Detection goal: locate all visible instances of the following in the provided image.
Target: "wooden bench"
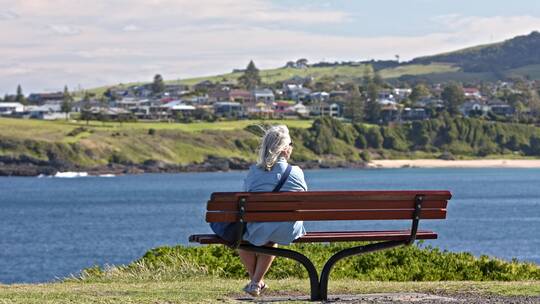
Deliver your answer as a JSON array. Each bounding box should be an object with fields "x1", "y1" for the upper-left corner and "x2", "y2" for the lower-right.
[{"x1": 189, "y1": 190, "x2": 452, "y2": 301}]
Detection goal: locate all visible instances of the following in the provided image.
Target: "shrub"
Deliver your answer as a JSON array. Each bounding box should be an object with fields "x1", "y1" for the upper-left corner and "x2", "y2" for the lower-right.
[{"x1": 77, "y1": 243, "x2": 540, "y2": 282}]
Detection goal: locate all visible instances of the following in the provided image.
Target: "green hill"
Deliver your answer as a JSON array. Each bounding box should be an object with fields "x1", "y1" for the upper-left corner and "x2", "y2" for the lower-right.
[
  {"x1": 82, "y1": 31, "x2": 540, "y2": 96},
  {"x1": 2, "y1": 116, "x2": 540, "y2": 176},
  {"x1": 410, "y1": 31, "x2": 540, "y2": 73}
]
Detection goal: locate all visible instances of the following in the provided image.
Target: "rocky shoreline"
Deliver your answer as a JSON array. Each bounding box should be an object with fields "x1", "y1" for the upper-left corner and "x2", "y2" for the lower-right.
[{"x1": 0, "y1": 155, "x2": 369, "y2": 177}]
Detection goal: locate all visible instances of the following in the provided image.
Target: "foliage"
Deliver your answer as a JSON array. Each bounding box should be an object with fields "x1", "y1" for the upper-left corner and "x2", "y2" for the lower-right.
[
  {"x1": 15, "y1": 84, "x2": 26, "y2": 105},
  {"x1": 238, "y1": 60, "x2": 262, "y2": 90},
  {"x1": 152, "y1": 74, "x2": 165, "y2": 94},
  {"x1": 412, "y1": 31, "x2": 540, "y2": 73},
  {"x1": 409, "y1": 83, "x2": 430, "y2": 101},
  {"x1": 441, "y1": 82, "x2": 465, "y2": 115},
  {"x1": 343, "y1": 85, "x2": 364, "y2": 123},
  {"x1": 79, "y1": 243, "x2": 540, "y2": 282}
]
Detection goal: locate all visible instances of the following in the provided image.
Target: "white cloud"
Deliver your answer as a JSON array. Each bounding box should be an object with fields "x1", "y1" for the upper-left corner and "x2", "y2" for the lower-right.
[
  {"x1": 76, "y1": 48, "x2": 145, "y2": 59},
  {"x1": 48, "y1": 24, "x2": 81, "y2": 35},
  {"x1": 0, "y1": 1, "x2": 540, "y2": 94},
  {"x1": 0, "y1": 10, "x2": 19, "y2": 20},
  {"x1": 122, "y1": 24, "x2": 140, "y2": 32}
]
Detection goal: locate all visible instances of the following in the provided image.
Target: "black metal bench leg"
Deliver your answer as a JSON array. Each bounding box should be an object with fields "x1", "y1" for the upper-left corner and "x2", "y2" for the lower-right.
[
  {"x1": 319, "y1": 240, "x2": 406, "y2": 301},
  {"x1": 239, "y1": 244, "x2": 321, "y2": 301}
]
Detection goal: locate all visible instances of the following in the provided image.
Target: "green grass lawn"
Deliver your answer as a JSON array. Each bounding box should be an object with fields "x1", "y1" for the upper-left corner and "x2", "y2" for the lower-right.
[
  {"x1": 0, "y1": 279, "x2": 538, "y2": 303},
  {"x1": 0, "y1": 117, "x2": 313, "y2": 140}
]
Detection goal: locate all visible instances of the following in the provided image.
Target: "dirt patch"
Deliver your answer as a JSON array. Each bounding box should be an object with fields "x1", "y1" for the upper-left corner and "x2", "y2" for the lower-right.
[{"x1": 234, "y1": 292, "x2": 540, "y2": 303}]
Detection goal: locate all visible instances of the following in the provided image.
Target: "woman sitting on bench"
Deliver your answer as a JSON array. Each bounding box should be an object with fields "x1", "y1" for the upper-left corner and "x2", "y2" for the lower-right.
[{"x1": 239, "y1": 125, "x2": 308, "y2": 296}]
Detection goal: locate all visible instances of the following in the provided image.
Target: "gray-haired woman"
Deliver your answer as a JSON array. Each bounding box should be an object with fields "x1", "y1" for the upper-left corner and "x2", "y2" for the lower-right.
[{"x1": 239, "y1": 125, "x2": 308, "y2": 296}]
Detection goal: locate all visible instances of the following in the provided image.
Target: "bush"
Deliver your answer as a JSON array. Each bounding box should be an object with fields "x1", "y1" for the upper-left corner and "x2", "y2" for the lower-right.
[
  {"x1": 360, "y1": 150, "x2": 371, "y2": 162},
  {"x1": 78, "y1": 243, "x2": 540, "y2": 282}
]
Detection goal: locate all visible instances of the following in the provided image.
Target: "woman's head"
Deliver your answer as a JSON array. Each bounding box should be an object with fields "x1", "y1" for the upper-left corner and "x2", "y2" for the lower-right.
[{"x1": 257, "y1": 125, "x2": 293, "y2": 171}]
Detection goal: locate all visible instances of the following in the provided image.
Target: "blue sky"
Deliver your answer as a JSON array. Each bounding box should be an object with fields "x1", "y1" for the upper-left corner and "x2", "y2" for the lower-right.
[{"x1": 1, "y1": 0, "x2": 539, "y2": 95}]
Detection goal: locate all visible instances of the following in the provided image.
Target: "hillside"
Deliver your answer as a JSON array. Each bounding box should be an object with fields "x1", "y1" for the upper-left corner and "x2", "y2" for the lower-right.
[
  {"x1": 82, "y1": 31, "x2": 540, "y2": 96},
  {"x1": 410, "y1": 31, "x2": 540, "y2": 73},
  {"x1": 2, "y1": 117, "x2": 540, "y2": 176}
]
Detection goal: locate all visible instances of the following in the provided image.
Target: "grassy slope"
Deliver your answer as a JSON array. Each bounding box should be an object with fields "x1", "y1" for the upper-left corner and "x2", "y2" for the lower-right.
[
  {"x1": 0, "y1": 118, "x2": 314, "y2": 166},
  {"x1": 0, "y1": 280, "x2": 538, "y2": 303},
  {"x1": 83, "y1": 63, "x2": 459, "y2": 96}
]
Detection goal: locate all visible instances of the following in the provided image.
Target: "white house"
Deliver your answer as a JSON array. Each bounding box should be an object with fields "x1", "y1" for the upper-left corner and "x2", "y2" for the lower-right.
[
  {"x1": 0, "y1": 102, "x2": 24, "y2": 115},
  {"x1": 27, "y1": 104, "x2": 64, "y2": 120}
]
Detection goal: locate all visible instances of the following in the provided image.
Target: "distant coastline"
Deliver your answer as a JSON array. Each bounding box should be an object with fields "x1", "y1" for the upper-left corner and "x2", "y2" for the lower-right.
[
  {"x1": 3, "y1": 158, "x2": 540, "y2": 177},
  {"x1": 369, "y1": 159, "x2": 540, "y2": 169}
]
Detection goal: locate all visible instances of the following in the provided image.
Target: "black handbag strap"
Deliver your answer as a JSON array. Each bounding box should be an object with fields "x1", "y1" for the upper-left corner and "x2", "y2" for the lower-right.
[{"x1": 272, "y1": 164, "x2": 292, "y2": 192}]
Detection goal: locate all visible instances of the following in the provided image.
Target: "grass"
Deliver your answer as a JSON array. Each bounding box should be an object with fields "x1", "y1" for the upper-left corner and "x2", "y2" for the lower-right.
[
  {"x1": 0, "y1": 118, "x2": 313, "y2": 141},
  {"x1": 0, "y1": 279, "x2": 538, "y2": 303},
  {"x1": 82, "y1": 63, "x2": 460, "y2": 96},
  {"x1": 378, "y1": 63, "x2": 459, "y2": 79},
  {"x1": 0, "y1": 117, "x2": 316, "y2": 167}
]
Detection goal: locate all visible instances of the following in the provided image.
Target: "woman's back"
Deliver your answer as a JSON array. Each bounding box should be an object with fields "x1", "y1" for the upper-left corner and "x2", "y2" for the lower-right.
[{"x1": 242, "y1": 158, "x2": 308, "y2": 246}]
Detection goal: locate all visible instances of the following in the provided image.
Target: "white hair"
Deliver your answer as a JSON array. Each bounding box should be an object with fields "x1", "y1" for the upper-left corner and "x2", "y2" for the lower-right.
[{"x1": 257, "y1": 125, "x2": 291, "y2": 171}]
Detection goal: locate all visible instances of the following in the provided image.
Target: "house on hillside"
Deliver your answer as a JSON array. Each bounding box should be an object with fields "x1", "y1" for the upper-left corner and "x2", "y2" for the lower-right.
[
  {"x1": 283, "y1": 84, "x2": 311, "y2": 102},
  {"x1": 0, "y1": 102, "x2": 24, "y2": 115},
  {"x1": 193, "y1": 80, "x2": 215, "y2": 91},
  {"x1": 291, "y1": 103, "x2": 309, "y2": 117},
  {"x1": 27, "y1": 92, "x2": 64, "y2": 105},
  {"x1": 378, "y1": 89, "x2": 395, "y2": 101},
  {"x1": 488, "y1": 99, "x2": 514, "y2": 116},
  {"x1": 309, "y1": 102, "x2": 340, "y2": 117},
  {"x1": 208, "y1": 87, "x2": 230, "y2": 103},
  {"x1": 214, "y1": 102, "x2": 244, "y2": 118},
  {"x1": 309, "y1": 91, "x2": 330, "y2": 103},
  {"x1": 161, "y1": 100, "x2": 196, "y2": 117},
  {"x1": 401, "y1": 108, "x2": 428, "y2": 120},
  {"x1": 252, "y1": 89, "x2": 275, "y2": 104},
  {"x1": 27, "y1": 104, "x2": 64, "y2": 120},
  {"x1": 329, "y1": 90, "x2": 348, "y2": 103},
  {"x1": 460, "y1": 100, "x2": 487, "y2": 116},
  {"x1": 229, "y1": 89, "x2": 252, "y2": 103},
  {"x1": 273, "y1": 101, "x2": 296, "y2": 118},
  {"x1": 245, "y1": 102, "x2": 273, "y2": 119},
  {"x1": 393, "y1": 88, "x2": 412, "y2": 101},
  {"x1": 463, "y1": 87, "x2": 482, "y2": 99}
]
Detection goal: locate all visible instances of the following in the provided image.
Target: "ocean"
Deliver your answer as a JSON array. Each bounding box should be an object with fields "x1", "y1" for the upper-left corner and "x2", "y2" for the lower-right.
[{"x1": 0, "y1": 168, "x2": 539, "y2": 284}]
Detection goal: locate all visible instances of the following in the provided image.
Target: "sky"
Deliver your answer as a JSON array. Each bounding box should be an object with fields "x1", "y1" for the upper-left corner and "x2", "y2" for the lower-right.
[{"x1": 1, "y1": 0, "x2": 540, "y2": 95}]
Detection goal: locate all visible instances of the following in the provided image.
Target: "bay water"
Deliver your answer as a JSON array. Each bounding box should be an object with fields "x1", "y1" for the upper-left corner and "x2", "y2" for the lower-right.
[{"x1": 0, "y1": 168, "x2": 539, "y2": 284}]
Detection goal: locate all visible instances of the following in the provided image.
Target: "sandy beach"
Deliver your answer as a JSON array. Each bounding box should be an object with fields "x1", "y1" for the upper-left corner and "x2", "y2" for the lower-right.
[{"x1": 368, "y1": 159, "x2": 540, "y2": 169}]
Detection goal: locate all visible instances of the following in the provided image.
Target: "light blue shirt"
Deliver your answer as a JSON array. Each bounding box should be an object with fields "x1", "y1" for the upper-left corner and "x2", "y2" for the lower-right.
[{"x1": 242, "y1": 158, "x2": 307, "y2": 246}]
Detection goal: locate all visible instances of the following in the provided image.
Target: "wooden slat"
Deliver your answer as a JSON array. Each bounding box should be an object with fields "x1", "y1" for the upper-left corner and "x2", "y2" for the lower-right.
[
  {"x1": 188, "y1": 230, "x2": 438, "y2": 244},
  {"x1": 206, "y1": 209, "x2": 446, "y2": 222},
  {"x1": 208, "y1": 200, "x2": 447, "y2": 211},
  {"x1": 210, "y1": 190, "x2": 452, "y2": 203}
]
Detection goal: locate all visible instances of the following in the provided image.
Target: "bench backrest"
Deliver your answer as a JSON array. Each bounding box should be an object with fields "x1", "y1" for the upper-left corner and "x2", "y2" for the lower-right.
[{"x1": 206, "y1": 190, "x2": 452, "y2": 223}]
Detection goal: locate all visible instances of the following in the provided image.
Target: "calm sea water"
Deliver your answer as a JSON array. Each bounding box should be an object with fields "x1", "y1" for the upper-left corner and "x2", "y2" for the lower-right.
[{"x1": 0, "y1": 168, "x2": 539, "y2": 284}]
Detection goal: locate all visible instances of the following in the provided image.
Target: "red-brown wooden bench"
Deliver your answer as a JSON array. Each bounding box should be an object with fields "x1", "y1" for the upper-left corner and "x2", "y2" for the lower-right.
[{"x1": 189, "y1": 190, "x2": 452, "y2": 301}]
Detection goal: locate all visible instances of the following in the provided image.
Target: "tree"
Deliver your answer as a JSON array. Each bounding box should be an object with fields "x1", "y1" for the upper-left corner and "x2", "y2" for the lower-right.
[
  {"x1": 362, "y1": 65, "x2": 374, "y2": 87},
  {"x1": 238, "y1": 60, "x2": 261, "y2": 90},
  {"x1": 15, "y1": 85, "x2": 26, "y2": 105},
  {"x1": 409, "y1": 83, "x2": 430, "y2": 102},
  {"x1": 364, "y1": 82, "x2": 381, "y2": 123},
  {"x1": 528, "y1": 89, "x2": 540, "y2": 121},
  {"x1": 441, "y1": 82, "x2": 465, "y2": 115},
  {"x1": 366, "y1": 127, "x2": 383, "y2": 149},
  {"x1": 373, "y1": 71, "x2": 384, "y2": 87},
  {"x1": 344, "y1": 85, "x2": 364, "y2": 123},
  {"x1": 152, "y1": 74, "x2": 165, "y2": 94},
  {"x1": 61, "y1": 85, "x2": 73, "y2": 120}
]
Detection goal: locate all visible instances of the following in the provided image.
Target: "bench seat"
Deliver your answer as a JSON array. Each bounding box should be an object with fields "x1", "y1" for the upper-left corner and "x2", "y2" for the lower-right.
[
  {"x1": 190, "y1": 190, "x2": 451, "y2": 301},
  {"x1": 189, "y1": 229, "x2": 437, "y2": 244}
]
